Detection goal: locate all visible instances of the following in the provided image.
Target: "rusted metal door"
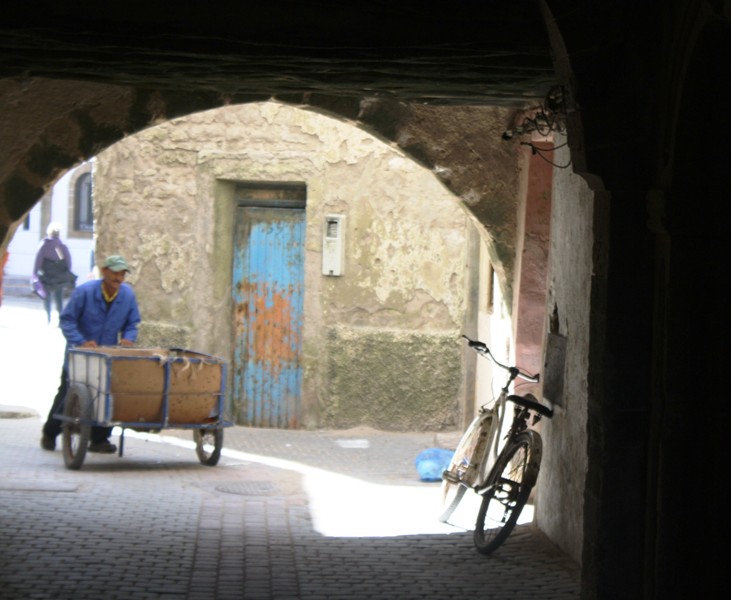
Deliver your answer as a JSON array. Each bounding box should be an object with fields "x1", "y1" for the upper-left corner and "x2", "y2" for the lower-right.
[{"x1": 232, "y1": 206, "x2": 305, "y2": 427}]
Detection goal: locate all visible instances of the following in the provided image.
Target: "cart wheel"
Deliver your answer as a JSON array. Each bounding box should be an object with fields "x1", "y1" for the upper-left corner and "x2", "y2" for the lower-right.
[
  {"x1": 62, "y1": 383, "x2": 93, "y2": 470},
  {"x1": 194, "y1": 428, "x2": 223, "y2": 466}
]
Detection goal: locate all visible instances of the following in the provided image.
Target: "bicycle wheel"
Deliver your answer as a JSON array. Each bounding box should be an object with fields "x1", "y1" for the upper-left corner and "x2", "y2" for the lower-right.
[
  {"x1": 61, "y1": 383, "x2": 93, "y2": 470},
  {"x1": 473, "y1": 430, "x2": 542, "y2": 554},
  {"x1": 194, "y1": 428, "x2": 223, "y2": 466},
  {"x1": 438, "y1": 410, "x2": 495, "y2": 523}
]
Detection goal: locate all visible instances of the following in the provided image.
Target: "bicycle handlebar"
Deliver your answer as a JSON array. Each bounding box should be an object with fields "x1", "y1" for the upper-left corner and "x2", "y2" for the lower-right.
[{"x1": 462, "y1": 335, "x2": 540, "y2": 383}]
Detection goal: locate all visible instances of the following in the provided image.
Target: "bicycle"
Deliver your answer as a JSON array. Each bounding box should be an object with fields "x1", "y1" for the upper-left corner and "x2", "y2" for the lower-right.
[{"x1": 439, "y1": 335, "x2": 554, "y2": 554}]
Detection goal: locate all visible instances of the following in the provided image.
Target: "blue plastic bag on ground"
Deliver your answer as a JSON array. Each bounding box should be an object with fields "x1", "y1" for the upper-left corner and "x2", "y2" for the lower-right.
[{"x1": 415, "y1": 448, "x2": 454, "y2": 482}]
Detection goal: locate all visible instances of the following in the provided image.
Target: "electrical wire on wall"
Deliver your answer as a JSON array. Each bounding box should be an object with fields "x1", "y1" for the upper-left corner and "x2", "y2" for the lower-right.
[
  {"x1": 501, "y1": 85, "x2": 574, "y2": 169},
  {"x1": 521, "y1": 140, "x2": 572, "y2": 169}
]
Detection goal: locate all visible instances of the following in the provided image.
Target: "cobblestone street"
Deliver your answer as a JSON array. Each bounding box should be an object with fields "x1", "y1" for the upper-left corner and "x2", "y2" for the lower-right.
[{"x1": 0, "y1": 296, "x2": 580, "y2": 599}]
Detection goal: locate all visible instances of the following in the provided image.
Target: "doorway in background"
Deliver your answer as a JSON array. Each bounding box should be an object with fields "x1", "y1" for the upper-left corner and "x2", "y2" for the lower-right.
[{"x1": 231, "y1": 184, "x2": 306, "y2": 428}]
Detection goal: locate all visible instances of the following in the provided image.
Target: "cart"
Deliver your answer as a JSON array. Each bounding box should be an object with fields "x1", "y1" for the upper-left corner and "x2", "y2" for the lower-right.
[{"x1": 58, "y1": 346, "x2": 232, "y2": 470}]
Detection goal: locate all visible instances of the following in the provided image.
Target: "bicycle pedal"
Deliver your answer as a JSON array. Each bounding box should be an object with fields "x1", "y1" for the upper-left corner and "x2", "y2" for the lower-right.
[{"x1": 442, "y1": 470, "x2": 461, "y2": 484}]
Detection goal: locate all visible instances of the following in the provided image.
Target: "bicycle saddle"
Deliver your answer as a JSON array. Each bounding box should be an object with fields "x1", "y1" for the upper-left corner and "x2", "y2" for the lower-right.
[{"x1": 507, "y1": 393, "x2": 554, "y2": 418}]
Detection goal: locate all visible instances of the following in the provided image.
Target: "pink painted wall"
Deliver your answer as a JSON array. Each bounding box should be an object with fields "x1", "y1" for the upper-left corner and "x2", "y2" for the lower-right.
[{"x1": 515, "y1": 142, "x2": 552, "y2": 377}]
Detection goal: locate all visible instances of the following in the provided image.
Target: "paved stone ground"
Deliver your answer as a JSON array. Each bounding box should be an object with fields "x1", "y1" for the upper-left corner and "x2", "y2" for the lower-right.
[
  {"x1": 0, "y1": 417, "x2": 580, "y2": 600},
  {"x1": 0, "y1": 296, "x2": 580, "y2": 599}
]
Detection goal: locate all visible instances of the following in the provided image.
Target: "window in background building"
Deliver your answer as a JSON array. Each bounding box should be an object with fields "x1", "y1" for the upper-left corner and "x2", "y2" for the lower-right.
[{"x1": 74, "y1": 172, "x2": 93, "y2": 232}]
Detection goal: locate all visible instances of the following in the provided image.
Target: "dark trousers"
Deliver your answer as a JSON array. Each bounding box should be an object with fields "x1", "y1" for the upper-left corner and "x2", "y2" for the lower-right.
[
  {"x1": 43, "y1": 284, "x2": 64, "y2": 322},
  {"x1": 42, "y1": 368, "x2": 112, "y2": 443}
]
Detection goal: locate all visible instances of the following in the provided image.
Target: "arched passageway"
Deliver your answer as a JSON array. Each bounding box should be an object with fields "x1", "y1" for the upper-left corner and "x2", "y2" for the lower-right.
[
  {"x1": 2, "y1": 2, "x2": 730, "y2": 598},
  {"x1": 90, "y1": 101, "x2": 483, "y2": 432}
]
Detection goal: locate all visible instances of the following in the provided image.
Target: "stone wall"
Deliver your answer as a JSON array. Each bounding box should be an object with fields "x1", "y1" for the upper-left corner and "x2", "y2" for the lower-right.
[
  {"x1": 537, "y1": 139, "x2": 592, "y2": 563},
  {"x1": 324, "y1": 327, "x2": 463, "y2": 430},
  {"x1": 93, "y1": 102, "x2": 472, "y2": 429}
]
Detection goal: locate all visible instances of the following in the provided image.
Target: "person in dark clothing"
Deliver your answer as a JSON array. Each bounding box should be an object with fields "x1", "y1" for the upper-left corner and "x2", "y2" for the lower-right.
[
  {"x1": 33, "y1": 223, "x2": 73, "y2": 324},
  {"x1": 40, "y1": 254, "x2": 141, "y2": 453}
]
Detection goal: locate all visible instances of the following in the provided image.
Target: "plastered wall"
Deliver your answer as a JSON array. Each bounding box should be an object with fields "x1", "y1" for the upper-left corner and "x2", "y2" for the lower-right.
[
  {"x1": 93, "y1": 102, "x2": 472, "y2": 429},
  {"x1": 537, "y1": 140, "x2": 592, "y2": 563}
]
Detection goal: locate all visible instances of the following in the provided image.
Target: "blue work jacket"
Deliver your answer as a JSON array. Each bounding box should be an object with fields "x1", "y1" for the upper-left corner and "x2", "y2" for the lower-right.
[{"x1": 60, "y1": 279, "x2": 141, "y2": 365}]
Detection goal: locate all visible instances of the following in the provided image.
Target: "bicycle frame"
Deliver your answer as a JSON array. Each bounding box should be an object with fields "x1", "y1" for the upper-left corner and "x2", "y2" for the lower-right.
[
  {"x1": 475, "y1": 401, "x2": 542, "y2": 494},
  {"x1": 442, "y1": 337, "x2": 538, "y2": 490},
  {"x1": 440, "y1": 335, "x2": 554, "y2": 553},
  {"x1": 439, "y1": 336, "x2": 551, "y2": 530}
]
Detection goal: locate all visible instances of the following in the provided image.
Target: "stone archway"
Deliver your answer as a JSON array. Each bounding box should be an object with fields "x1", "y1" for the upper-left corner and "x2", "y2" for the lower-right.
[
  {"x1": 13, "y1": 4, "x2": 726, "y2": 598},
  {"x1": 90, "y1": 101, "x2": 485, "y2": 431},
  {"x1": 0, "y1": 2, "x2": 570, "y2": 563},
  {"x1": 0, "y1": 80, "x2": 528, "y2": 310}
]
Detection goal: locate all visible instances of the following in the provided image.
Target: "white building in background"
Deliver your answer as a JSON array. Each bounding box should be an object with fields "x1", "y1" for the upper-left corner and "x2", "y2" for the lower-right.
[{"x1": 6, "y1": 162, "x2": 95, "y2": 283}]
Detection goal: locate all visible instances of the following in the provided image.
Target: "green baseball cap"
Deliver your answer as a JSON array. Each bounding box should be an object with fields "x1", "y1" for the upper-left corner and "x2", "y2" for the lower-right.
[{"x1": 103, "y1": 255, "x2": 131, "y2": 272}]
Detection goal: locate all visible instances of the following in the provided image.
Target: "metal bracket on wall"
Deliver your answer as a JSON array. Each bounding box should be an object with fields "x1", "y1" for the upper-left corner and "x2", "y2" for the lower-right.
[{"x1": 543, "y1": 332, "x2": 567, "y2": 406}]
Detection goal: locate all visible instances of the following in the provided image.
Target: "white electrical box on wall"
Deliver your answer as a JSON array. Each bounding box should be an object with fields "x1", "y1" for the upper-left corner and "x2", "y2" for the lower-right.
[{"x1": 322, "y1": 214, "x2": 345, "y2": 276}]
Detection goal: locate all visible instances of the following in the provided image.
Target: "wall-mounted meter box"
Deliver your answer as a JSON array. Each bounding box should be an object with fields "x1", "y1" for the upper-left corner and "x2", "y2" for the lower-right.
[{"x1": 322, "y1": 214, "x2": 345, "y2": 276}]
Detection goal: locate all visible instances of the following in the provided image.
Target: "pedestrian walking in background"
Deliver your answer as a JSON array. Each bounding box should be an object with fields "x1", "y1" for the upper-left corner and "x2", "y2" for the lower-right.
[
  {"x1": 40, "y1": 254, "x2": 141, "y2": 453},
  {"x1": 33, "y1": 223, "x2": 74, "y2": 324}
]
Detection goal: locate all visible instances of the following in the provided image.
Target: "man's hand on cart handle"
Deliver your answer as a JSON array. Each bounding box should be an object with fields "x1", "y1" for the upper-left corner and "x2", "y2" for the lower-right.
[{"x1": 78, "y1": 339, "x2": 134, "y2": 348}]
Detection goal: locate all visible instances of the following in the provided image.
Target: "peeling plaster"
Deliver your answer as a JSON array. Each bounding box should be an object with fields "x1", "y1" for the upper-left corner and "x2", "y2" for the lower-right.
[{"x1": 93, "y1": 102, "x2": 472, "y2": 429}]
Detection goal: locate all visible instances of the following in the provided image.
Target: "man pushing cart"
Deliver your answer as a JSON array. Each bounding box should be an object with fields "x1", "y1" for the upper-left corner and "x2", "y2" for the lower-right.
[
  {"x1": 41, "y1": 254, "x2": 140, "y2": 454},
  {"x1": 40, "y1": 253, "x2": 230, "y2": 470}
]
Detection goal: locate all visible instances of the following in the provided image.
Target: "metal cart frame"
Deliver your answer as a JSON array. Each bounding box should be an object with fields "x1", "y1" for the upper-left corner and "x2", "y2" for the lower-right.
[{"x1": 57, "y1": 346, "x2": 232, "y2": 470}]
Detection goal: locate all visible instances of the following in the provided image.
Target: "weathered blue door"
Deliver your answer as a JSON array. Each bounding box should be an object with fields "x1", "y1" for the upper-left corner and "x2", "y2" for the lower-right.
[{"x1": 232, "y1": 206, "x2": 305, "y2": 428}]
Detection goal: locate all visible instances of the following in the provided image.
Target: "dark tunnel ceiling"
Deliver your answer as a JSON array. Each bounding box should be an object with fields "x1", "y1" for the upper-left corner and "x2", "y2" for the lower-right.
[{"x1": 1, "y1": 1, "x2": 557, "y2": 106}]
